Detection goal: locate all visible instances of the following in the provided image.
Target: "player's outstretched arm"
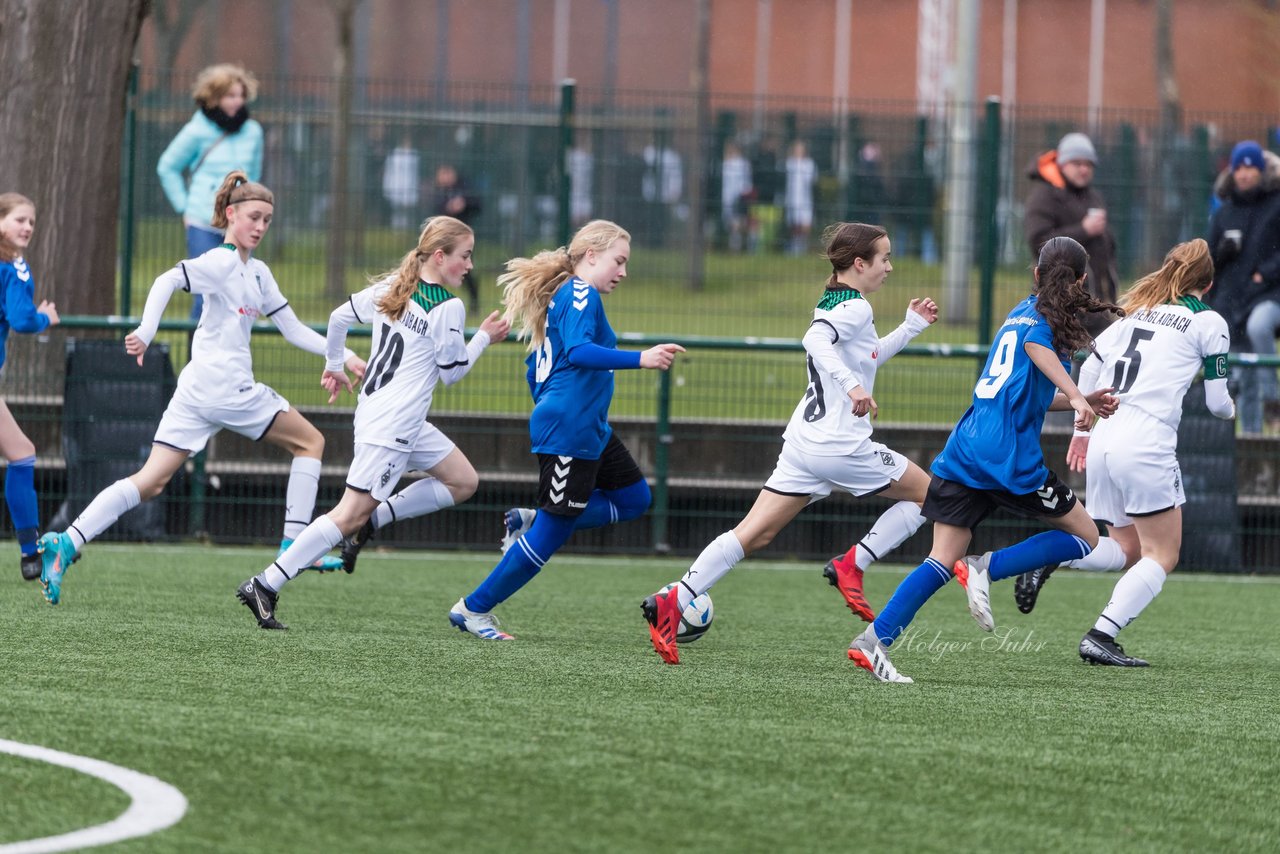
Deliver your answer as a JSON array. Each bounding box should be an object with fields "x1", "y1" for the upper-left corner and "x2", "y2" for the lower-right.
[
  {"x1": 639, "y1": 343, "x2": 685, "y2": 370},
  {"x1": 1028, "y1": 342, "x2": 1096, "y2": 430}
]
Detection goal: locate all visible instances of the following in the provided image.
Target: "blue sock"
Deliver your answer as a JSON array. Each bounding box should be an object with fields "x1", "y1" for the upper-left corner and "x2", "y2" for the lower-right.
[
  {"x1": 873, "y1": 558, "x2": 953, "y2": 646},
  {"x1": 573, "y1": 480, "x2": 651, "y2": 530},
  {"x1": 466, "y1": 512, "x2": 576, "y2": 613},
  {"x1": 5, "y1": 456, "x2": 39, "y2": 556},
  {"x1": 988, "y1": 530, "x2": 1091, "y2": 582}
]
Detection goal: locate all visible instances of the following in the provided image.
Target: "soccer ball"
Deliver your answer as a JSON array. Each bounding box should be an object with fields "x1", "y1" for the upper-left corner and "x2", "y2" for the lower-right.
[{"x1": 662, "y1": 583, "x2": 714, "y2": 644}]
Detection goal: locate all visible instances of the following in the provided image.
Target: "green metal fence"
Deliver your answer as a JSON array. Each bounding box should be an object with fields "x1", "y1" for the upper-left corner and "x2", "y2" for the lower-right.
[
  {"x1": 4, "y1": 317, "x2": 1277, "y2": 573},
  {"x1": 120, "y1": 69, "x2": 1278, "y2": 341},
  {"x1": 11, "y1": 66, "x2": 1268, "y2": 570}
]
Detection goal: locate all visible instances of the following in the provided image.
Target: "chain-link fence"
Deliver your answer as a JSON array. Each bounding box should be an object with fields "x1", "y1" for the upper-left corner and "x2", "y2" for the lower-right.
[{"x1": 6, "y1": 68, "x2": 1270, "y2": 569}]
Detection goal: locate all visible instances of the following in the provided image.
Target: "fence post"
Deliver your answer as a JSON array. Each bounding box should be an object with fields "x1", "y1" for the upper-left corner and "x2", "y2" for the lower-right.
[
  {"x1": 652, "y1": 369, "x2": 673, "y2": 553},
  {"x1": 120, "y1": 60, "x2": 139, "y2": 318},
  {"x1": 557, "y1": 79, "x2": 576, "y2": 248},
  {"x1": 976, "y1": 97, "x2": 1002, "y2": 353}
]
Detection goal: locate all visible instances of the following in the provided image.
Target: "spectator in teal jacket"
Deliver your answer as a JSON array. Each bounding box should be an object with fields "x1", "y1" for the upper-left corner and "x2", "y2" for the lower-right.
[{"x1": 157, "y1": 64, "x2": 264, "y2": 322}]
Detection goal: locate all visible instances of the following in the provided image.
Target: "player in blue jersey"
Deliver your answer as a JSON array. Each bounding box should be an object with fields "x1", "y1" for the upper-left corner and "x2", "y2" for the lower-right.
[
  {"x1": 448, "y1": 220, "x2": 684, "y2": 640},
  {"x1": 642, "y1": 222, "x2": 939, "y2": 665},
  {"x1": 0, "y1": 193, "x2": 60, "y2": 581},
  {"x1": 848, "y1": 236, "x2": 1122, "y2": 682}
]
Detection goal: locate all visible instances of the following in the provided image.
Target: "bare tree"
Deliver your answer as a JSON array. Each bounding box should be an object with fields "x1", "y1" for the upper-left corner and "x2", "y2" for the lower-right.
[
  {"x1": 685, "y1": 0, "x2": 711, "y2": 292},
  {"x1": 1148, "y1": 0, "x2": 1182, "y2": 264},
  {"x1": 0, "y1": 0, "x2": 150, "y2": 316},
  {"x1": 149, "y1": 0, "x2": 204, "y2": 71},
  {"x1": 326, "y1": 0, "x2": 356, "y2": 299}
]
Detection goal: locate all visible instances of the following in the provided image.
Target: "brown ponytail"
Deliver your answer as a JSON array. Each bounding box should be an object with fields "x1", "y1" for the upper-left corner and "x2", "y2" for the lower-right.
[{"x1": 211, "y1": 170, "x2": 273, "y2": 229}]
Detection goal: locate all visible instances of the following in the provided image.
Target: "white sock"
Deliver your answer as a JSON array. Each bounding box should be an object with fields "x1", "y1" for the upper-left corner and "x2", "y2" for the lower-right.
[
  {"x1": 373, "y1": 477, "x2": 454, "y2": 530},
  {"x1": 855, "y1": 501, "x2": 925, "y2": 569},
  {"x1": 1065, "y1": 536, "x2": 1126, "y2": 571},
  {"x1": 1094, "y1": 557, "x2": 1167, "y2": 637},
  {"x1": 260, "y1": 515, "x2": 343, "y2": 591},
  {"x1": 68, "y1": 479, "x2": 142, "y2": 551},
  {"x1": 677, "y1": 531, "x2": 745, "y2": 606},
  {"x1": 283, "y1": 457, "x2": 323, "y2": 540}
]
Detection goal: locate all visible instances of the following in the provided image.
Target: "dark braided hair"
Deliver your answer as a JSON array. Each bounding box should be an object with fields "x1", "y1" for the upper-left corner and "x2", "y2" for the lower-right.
[{"x1": 1034, "y1": 236, "x2": 1122, "y2": 355}]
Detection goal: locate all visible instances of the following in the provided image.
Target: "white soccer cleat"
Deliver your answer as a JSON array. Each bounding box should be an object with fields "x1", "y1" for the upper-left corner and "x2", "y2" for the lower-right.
[
  {"x1": 847, "y1": 628, "x2": 913, "y2": 684},
  {"x1": 954, "y1": 552, "x2": 994, "y2": 632},
  {"x1": 448, "y1": 598, "x2": 514, "y2": 640},
  {"x1": 500, "y1": 508, "x2": 537, "y2": 554}
]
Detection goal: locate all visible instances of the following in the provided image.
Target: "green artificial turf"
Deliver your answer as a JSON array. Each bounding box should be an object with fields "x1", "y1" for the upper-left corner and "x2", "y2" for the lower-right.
[{"x1": 2, "y1": 544, "x2": 1275, "y2": 852}]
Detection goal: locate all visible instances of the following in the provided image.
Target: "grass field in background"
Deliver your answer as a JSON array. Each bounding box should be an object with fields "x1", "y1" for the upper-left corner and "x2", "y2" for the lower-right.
[
  {"x1": 124, "y1": 218, "x2": 1000, "y2": 421},
  {"x1": 3, "y1": 545, "x2": 1274, "y2": 852}
]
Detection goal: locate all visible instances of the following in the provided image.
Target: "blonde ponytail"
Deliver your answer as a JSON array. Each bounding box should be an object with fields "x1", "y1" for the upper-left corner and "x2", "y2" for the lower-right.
[
  {"x1": 1121, "y1": 238, "x2": 1214, "y2": 312},
  {"x1": 374, "y1": 216, "x2": 473, "y2": 321},
  {"x1": 503, "y1": 219, "x2": 631, "y2": 350}
]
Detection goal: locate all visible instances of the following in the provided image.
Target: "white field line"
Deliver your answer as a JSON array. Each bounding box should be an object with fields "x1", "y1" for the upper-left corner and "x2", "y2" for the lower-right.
[
  {"x1": 97, "y1": 543, "x2": 1280, "y2": 584},
  {"x1": 0, "y1": 740, "x2": 187, "y2": 854}
]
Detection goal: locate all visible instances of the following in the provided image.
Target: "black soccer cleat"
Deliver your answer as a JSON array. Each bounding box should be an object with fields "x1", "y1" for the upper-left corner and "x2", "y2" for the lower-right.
[
  {"x1": 1013, "y1": 565, "x2": 1056, "y2": 614},
  {"x1": 1079, "y1": 629, "x2": 1148, "y2": 667},
  {"x1": 236, "y1": 577, "x2": 288, "y2": 630},
  {"x1": 20, "y1": 552, "x2": 41, "y2": 581},
  {"x1": 339, "y1": 519, "x2": 375, "y2": 575}
]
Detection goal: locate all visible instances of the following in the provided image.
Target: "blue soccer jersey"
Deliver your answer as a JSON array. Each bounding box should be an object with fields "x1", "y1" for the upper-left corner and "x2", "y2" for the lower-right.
[
  {"x1": 526, "y1": 276, "x2": 617, "y2": 459},
  {"x1": 0, "y1": 256, "x2": 51, "y2": 373},
  {"x1": 932, "y1": 295, "x2": 1066, "y2": 493}
]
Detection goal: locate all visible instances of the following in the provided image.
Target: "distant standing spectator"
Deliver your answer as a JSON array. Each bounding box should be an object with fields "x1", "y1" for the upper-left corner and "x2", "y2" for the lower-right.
[
  {"x1": 784, "y1": 140, "x2": 817, "y2": 255},
  {"x1": 720, "y1": 141, "x2": 752, "y2": 252},
  {"x1": 433, "y1": 164, "x2": 482, "y2": 311},
  {"x1": 382, "y1": 135, "x2": 421, "y2": 230},
  {"x1": 849, "y1": 142, "x2": 886, "y2": 226},
  {"x1": 1025, "y1": 132, "x2": 1118, "y2": 308},
  {"x1": 1205, "y1": 140, "x2": 1280, "y2": 435},
  {"x1": 641, "y1": 143, "x2": 683, "y2": 246},
  {"x1": 567, "y1": 143, "x2": 594, "y2": 227},
  {"x1": 157, "y1": 64, "x2": 264, "y2": 324}
]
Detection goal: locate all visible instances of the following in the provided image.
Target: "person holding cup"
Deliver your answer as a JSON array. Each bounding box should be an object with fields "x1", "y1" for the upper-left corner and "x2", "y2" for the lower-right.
[
  {"x1": 1206, "y1": 140, "x2": 1280, "y2": 435},
  {"x1": 1025, "y1": 132, "x2": 1120, "y2": 313}
]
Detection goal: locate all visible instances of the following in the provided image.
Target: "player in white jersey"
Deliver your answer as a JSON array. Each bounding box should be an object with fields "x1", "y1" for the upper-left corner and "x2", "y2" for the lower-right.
[
  {"x1": 1066, "y1": 239, "x2": 1234, "y2": 665},
  {"x1": 236, "y1": 216, "x2": 509, "y2": 629},
  {"x1": 644, "y1": 222, "x2": 938, "y2": 664},
  {"x1": 35, "y1": 171, "x2": 366, "y2": 605}
]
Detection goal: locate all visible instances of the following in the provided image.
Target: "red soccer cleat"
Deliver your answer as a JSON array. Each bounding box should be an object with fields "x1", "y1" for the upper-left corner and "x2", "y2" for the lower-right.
[
  {"x1": 822, "y1": 553, "x2": 876, "y2": 622},
  {"x1": 641, "y1": 586, "x2": 682, "y2": 665}
]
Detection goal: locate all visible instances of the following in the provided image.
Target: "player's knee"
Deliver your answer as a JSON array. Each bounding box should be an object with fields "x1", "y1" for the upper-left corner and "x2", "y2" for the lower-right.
[
  {"x1": 613, "y1": 479, "x2": 651, "y2": 521},
  {"x1": 449, "y1": 467, "x2": 479, "y2": 503},
  {"x1": 5, "y1": 438, "x2": 36, "y2": 462},
  {"x1": 133, "y1": 474, "x2": 170, "y2": 501}
]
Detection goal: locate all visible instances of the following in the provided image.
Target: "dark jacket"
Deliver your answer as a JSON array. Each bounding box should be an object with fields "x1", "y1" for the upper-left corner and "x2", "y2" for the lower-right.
[
  {"x1": 1025, "y1": 150, "x2": 1118, "y2": 303},
  {"x1": 1205, "y1": 150, "x2": 1280, "y2": 341}
]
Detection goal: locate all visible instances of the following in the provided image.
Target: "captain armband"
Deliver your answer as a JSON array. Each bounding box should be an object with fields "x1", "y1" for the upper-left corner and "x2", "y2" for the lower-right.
[{"x1": 1203, "y1": 353, "x2": 1228, "y2": 381}]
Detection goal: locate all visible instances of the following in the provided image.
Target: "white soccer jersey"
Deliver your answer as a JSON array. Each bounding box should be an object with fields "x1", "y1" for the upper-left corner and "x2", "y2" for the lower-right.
[
  {"x1": 135, "y1": 246, "x2": 332, "y2": 405},
  {"x1": 1084, "y1": 296, "x2": 1232, "y2": 432},
  {"x1": 782, "y1": 288, "x2": 930, "y2": 457},
  {"x1": 327, "y1": 280, "x2": 490, "y2": 450}
]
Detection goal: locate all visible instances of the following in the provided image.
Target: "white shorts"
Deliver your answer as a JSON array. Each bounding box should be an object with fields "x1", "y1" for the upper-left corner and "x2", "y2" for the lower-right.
[
  {"x1": 153, "y1": 382, "x2": 289, "y2": 455},
  {"x1": 1085, "y1": 413, "x2": 1183, "y2": 528},
  {"x1": 764, "y1": 439, "x2": 907, "y2": 500},
  {"x1": 346, "y1": 424, "x2": 456, "y2": 502}
]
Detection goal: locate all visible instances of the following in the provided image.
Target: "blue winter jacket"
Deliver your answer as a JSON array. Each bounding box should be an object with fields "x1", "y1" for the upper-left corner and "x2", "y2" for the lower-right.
[{"x1": 157, "y1": 111, "x2": 263, "y2": 228}]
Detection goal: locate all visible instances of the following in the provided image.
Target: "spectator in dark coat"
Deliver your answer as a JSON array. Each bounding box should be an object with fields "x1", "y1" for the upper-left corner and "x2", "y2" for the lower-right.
[
  {"x1": 1025, "y1": 132, "x2": 1119, "y2": 307},
  {"x1": 1206, "y1": 140, "x2": 1280, "y2": 434}
]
